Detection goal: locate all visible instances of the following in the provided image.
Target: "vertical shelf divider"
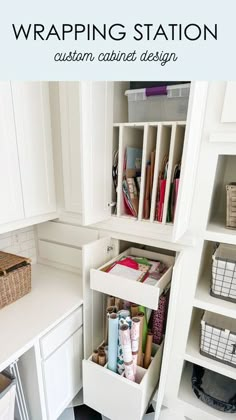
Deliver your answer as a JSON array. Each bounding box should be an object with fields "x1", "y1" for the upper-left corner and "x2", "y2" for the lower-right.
[
  {"x1": 116, "y1": 125, "x2": 124, "y2": 217},
  {"x1": 138, "y1": 124, "x2": 148, "y2": 220},
  {"x1": 150, "y1": 123, "x2": 162, "y2": 222},
  {"x1": 162, "y1": 123, "x2": 177, "y2": 224}
]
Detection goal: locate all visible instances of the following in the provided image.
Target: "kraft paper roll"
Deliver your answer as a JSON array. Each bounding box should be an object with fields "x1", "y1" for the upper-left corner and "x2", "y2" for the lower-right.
[
  {"x1": 98, "y1": 351, "x2": 106, "y2": 367},
  {"x1": 108, "y1": 313, "x2": 119, "y2": 373},
  {"x1": 143, "y1": 332, "x2": 153, "y2": 369},
  {"x1": 137, "y1": 313, "x2": 144, "y2": 366},
  {"x1": 138, "y1": 306, "x2": 148, "y2": 352},
  {"x1": 115, "y1": 297, "x2": 122, "y2": 311},
  {"x1": 131, "y1": 317, "x2": 140, "y2": 374},
  {"x1": 92, "y1": 350, "x2": 99, "y2": 364},
  {"x1": 120, "y1": 324, "x2": 135, "y2": 382},
  {"x1": 131, "y1": 304, "x2": 139, "y2": 317},
  {"x1": 117, "y1": 310, "x2": 132, "y2": 374},
  {"x1": 107, "y1": 296, "x2": 115, "y2": 307}
]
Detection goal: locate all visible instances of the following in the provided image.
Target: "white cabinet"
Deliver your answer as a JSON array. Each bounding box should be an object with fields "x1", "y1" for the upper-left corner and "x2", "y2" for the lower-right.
[
  {"x1": 0, "y1": 82, "x2": 24, "y2": 224},
  {"x1": 58, "y1": 81, "x2": 208, "y2": 243},
  {"x1": 0, "y1": 82, "x2": 57, "y2": 232},
  {"x1": 11, "y1": 82, "x2": 56, "y2": 218},
  {"x1": 59, "y1": 81, "x2": 114, "y2": 225},
  {"x1": 43, "y1": 328, "x2": 83, "y2": 420}
]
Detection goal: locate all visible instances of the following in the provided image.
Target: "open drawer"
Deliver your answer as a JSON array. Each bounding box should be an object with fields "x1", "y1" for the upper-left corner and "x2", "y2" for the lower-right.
[
  {"x1": 83, "y1": 341, "x2": 163, "y2": 420},
  {"x1": 90, "y1": 247, "x2": 174, "y2": 310}
]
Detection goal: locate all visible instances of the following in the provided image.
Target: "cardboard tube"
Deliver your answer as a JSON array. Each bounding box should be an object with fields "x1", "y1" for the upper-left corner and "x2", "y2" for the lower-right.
[
  {"x1": 115, "y1": 297, "x2": 122, "y2": 311},
  {"x1": 137, "y1": 313, "x2": 144, "y2": 366},
  {"x1": 131, "y1": 304, "x2": 139, "y2": 317},
  {"x1": 98, "y1": 351, "x2": 106, "y2": 366},
  {"x1": 138, "y1": 307, "x2": 148, "y2": 352},
  {"x1": 92, "y1": 350, "x2": 99, "y2": 363},
  {"x1": 107, "y1": 296, "x2": 115, "y2": 307},
  {"x1": 143, "y1": 332, "x2": 153, "y2": 369}
]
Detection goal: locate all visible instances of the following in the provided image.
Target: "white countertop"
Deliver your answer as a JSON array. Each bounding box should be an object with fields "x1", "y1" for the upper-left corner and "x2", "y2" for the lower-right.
[{"x1": 0, "y1": 264, "x2": 83, "y2": 371}]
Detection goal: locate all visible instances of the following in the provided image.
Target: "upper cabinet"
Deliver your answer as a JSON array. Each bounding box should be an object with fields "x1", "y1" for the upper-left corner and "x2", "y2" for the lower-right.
[
  {"x1": 11, "y1": 82, "x2": 56, "y2": 218},
  {"x1": 59, "y1": 81, "x2": 114, "y2": 225},
  {"x1": 58, "y1": 81, "x2": 209, "y2": 242},
  {"x1": 0, "y1": 82, "x2": 57, "y2": 233},
  {"x1": 0, "y1": 82, "x2": 24, "y2": 225}
]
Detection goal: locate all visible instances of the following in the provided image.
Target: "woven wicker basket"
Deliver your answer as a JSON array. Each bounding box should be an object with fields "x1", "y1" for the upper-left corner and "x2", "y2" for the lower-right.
[
  {"x1": 226, "y1": 183, "x2": 236, "y2": 229},
  {"x1": 0, "y1": 252, "x2": 31, "y2": 309}
]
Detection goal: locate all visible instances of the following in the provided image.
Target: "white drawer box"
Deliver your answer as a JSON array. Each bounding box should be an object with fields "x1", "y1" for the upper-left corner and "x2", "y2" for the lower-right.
[
  {"x1": 40, "y1": 306, "x2": 83, "y2": 359},
  {"x1": 90, "y1": 248, "x2": 173, "y2": 310},
  {"x1": 83, "y1": 341, "x2": 163, "y2": 420}
]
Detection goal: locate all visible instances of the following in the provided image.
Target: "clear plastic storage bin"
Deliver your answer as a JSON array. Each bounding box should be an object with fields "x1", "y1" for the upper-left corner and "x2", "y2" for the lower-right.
[{"x1": 125, "y1": 84, "x2": 190, "y2": 122}]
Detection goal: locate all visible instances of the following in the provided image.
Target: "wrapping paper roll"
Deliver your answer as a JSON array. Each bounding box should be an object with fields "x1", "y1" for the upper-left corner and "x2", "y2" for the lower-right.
[
  {"x1": 105, "y1": 306, "x2": 117, "y2": 344},
  {"x1": 138, "y1": 306, "x2": 148, "y2": 351},
  {"x1": 151, "y1": 290, "x2": 170, "y2": 345},
  {"x1": 117, "y1": 310, "x2": 132, "y2": 374},
  {"x1": 131, "y1": 317, "x2": 140, "y2": 374},
  {"x1": 143, "y1": 332, "x2": 153, "y2": 369},
  {"x1": 137, "y1": 313, "x2": 144, "y2": 366},
  {"x1": 108, "y1": 313, "x2": 119, "y2": 372},
  {"x1": 120, "y1": 324, "x2": 135, "y2": 382}
]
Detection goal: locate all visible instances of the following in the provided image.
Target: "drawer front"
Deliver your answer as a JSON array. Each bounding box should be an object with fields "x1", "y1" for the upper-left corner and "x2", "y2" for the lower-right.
[
  {"x1": 90, "y1": 247, "x2": 173, "y2": 310},
  {"x1": 83, "y1": 341, "x2": 163, "y2": 420},
  {"x1": 43, "y1": 326, "x2": 83, "y2": 420},
  {"x1": 40, "y1": 306, "x2": 83, "y2": 359}
]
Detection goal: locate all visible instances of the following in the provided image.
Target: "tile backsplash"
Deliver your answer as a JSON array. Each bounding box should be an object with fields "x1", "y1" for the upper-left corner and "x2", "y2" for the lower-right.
[{"x1": 0, "y1": 227, "x2": 37, "y2": 263}]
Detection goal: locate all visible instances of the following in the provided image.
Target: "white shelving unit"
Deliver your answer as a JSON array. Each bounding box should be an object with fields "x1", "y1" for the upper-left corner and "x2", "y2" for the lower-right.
[{"x1": 2, "y1": 81, "x2": 236, "y2": 419}]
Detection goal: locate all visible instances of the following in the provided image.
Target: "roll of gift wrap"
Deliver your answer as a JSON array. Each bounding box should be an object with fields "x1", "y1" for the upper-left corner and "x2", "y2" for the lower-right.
[
  {"x1": 120, "y1": 324, "x2": 135, "y2": 382},
  {"x1": 131, "y1": 317, "x2": 140, "y2": 374},
  {"x1": 105, "y1": 306, "x2": 117, "y2": 344},
  {"x1": 117, "y1": 310, "x2": 132, "y2": 374},
  {"x1": 108, "y1": 313, "x2": 119, "y2": 372}
]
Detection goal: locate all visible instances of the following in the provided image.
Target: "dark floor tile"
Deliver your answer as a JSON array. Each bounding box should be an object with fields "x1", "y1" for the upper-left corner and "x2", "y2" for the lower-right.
[{"x1": 74, "y1": 404, "x2": 102, "y2": 420}]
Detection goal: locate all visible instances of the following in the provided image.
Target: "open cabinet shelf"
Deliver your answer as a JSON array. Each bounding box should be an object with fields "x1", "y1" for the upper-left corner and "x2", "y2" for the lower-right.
[
  {"x1": 112, "y1": 121, "x2": 186, "y2": 226},
  {"x1": 185, "y1": 308, "x2": 236, "y2": 381},
  {"x1": 178, "y1": 362, "x2": 235, "y2": 420},
  {"x1": 207, "y1": 154, "x2": 236, "y2": 243},
  {"x1": 194, "y1": 240, "x2": 236, "y2": 319}
]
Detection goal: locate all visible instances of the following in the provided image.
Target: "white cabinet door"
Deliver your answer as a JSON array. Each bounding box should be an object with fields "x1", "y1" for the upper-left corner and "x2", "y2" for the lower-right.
[
  {"x1": 221, "y1": 82, "x2": 236, "y2": 123},
  {"x1": 43, "y1": 327, "x2": 83, "y2": 420},
  {"x1": 80, "y1": 81, "x2": 114, "y2": 225},
  {"x1": 0, "y1": 82, "x2": 24, "y2": 224},
  {"x1": 82, "y1": 237, "x2": 118, "y2": 358},
  {"x1": 11, "y1": 82, "x2": 56, "y2": 218},
  {"x1": 59, "y1": 82, "x2": 82, "y2": 214}
]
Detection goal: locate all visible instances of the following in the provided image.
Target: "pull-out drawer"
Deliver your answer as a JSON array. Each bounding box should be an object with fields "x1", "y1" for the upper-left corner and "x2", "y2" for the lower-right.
[
  {"x1": 40, "y1": 306, "x2": 83, "y2": 359},
  {"x1": 83, "y1": 341, "x2": 163, "y2": 420},
  {"x1": 90, "y1": 247, "x2": 173, "y2": 309}
]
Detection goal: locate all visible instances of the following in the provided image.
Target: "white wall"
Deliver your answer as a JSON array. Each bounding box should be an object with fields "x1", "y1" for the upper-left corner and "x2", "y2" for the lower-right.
[{"x1": 0, "y1": 226, "x2": 37, "y2": 263}]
